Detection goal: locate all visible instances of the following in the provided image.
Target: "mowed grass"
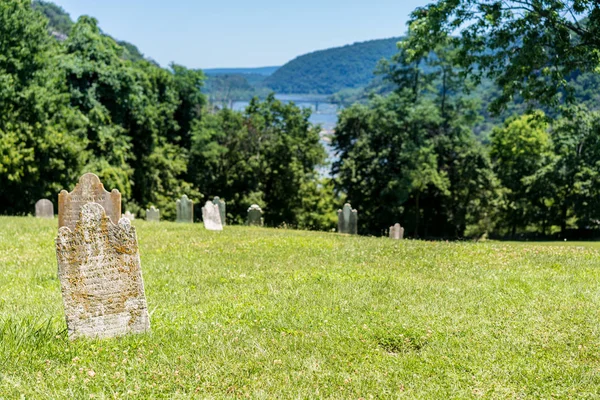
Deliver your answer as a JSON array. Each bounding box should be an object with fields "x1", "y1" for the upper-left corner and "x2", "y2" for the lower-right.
[{"x1": 1, "y1": 217, "x2": 599, "y2": 399}]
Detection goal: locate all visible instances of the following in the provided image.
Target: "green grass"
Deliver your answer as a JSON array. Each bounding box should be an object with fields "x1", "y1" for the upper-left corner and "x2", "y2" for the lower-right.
[{"x1": 1, "y1": 216, "x2": 599, "y2": 398}]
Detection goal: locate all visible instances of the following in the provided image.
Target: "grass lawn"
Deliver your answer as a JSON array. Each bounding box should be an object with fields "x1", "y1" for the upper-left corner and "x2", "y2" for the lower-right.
[{"x1": 1, "y1": 216, "x2": 599, "y2": 398}]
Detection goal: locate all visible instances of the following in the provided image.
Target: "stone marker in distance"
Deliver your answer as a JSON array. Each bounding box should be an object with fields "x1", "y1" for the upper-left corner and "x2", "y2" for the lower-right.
[
  {"x1": 35, "y1": 199, "x2": 54, "y2": 219},
  {"x1": 202, "y1": 201, "x2": 223, "y2": 231},
  {"x1": 247, "y1": 204, "x2": 264, "y2": 226},
  {"x1": 389, "y1": 223, "x2": 404, "y2": 240},
  {"x1": 122, "y1": 211, "x2": 135, "y2": 221},
  {"x1": 146, "y1": 206, "x2": 160, "y2": 222},
  {"x1": 58, "y1": 173, "x2": 121, "y2": 231},
  {"x1": 337, "y1": 203, "x2": 358, "y2": 234},
  {"x1": 56, "y1": 203, "x2": 150, "y2": 340},
  {"x1": 212, "y1": 196, "x2": 226, "y2": 226},
  {"x1": 176, "y1": 195, "x2": 193, "y2": 223}
]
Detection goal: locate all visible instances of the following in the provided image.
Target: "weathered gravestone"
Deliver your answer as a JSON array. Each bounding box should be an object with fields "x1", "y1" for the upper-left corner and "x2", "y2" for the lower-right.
[
  {"x1": 176, "y1": 195, "x2": 193, "y2": 223},
  {"x1": 212, "y1": 196, "x2": 226, "y2": 226},
  {"x1": 59, "y1": 173, "x2": 121, "y2": 231},
  {"x1": 247, "y1": 204, "x2": 264, "y2": 226},
  {"x1": 56, "y1": 203, "x2": 150, "y2": 340},
  {"x1": 389, "y1": 223, "x2": 404, "y2": 240},
  {"x1": 146, "y1": 206, "x2": 160, "y2": 222},
  {"x1": 122, "y1": 211, "x2": 135, "y2": 221},
  {"x1": 35, "y1": 199, "x2": 54, "y2": 219},
  {"x1": 202, "y1": 201, "x2": 223, "y2": 231},
  {"x1": 337, "y1": 203, "x2": 358, "y2": 234}
]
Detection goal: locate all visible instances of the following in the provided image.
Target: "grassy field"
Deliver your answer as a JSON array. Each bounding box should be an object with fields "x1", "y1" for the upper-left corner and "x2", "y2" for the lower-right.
[{"x1": 1, "y1": 216, "x2": 599, "y2": 399}]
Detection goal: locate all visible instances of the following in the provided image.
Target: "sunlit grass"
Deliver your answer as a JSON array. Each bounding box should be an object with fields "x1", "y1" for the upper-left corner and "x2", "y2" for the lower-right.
[{"x1": 1, "y1": 216, "x2": 599, "y2": 398}]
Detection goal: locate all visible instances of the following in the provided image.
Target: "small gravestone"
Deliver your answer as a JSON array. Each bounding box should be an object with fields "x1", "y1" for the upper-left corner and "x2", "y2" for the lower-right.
[
  {"x1": 176, "y1": 195, "x2": 193, "y2": 223},
  {"x1": 202, "y1": 201, "x2": 223, "y2": 231},
  {"x1": 58, "y1": 173, "x2": 121, "y2": 231},
  {"x1": 389, "y1": 223, "x2": 404, "y2": 240},
  {"x1": 146, "y1": 206, "x2": 160, "y2": 222},
  {"x1": 337, "y1": 203, "x2": 358, "y2": 234},
  {"x1": 212, "y1": 197, "x2": 226, "y2": 226},
  {"x1": 35, "y1": 199, "x2": 54, "y2": 219},
  {"x1": 247, "y1": 204, "x2": 264, "y2": 226},
  {"x1": 56, "y1": 203, "x2": 150, "y2": 340},
  {"x1": 122, "y1": 211, "x2": 135, "y2": 221}
]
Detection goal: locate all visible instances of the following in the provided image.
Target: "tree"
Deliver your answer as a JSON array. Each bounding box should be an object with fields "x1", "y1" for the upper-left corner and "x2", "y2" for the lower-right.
[
  {"x1": 405, "y1": 0, "x2": 600, "y2": 112},
  {"x1": 189, "y1": 95, "x2": 330, "y2": 227},
  {"x1": 490, "y1": 112, "x2": 552, "y2": 236},
  {"x1": 0, "y1": 0, "x2": 87, "y2": 215}
]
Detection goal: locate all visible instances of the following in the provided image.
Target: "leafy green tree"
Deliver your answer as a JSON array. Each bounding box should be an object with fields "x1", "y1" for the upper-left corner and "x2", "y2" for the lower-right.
[
  {"x1": 190, "y1": 96, "x2": 330, "y2": 227},
  {"x1": 535, "y1": 106, "x2": 600, "y2": 233},
  {"x1": 0, "y1": 0, "x2": 87, "y2": 214},
  {"x1": 333, "y1": 35, "x2": 497, "y2": 237},
  {"x1": 405, "y1": 0, "x2": 600, "y2": 112},
  {"x1": 490, "y1": 112, "x2": 552, "y2": 236}
]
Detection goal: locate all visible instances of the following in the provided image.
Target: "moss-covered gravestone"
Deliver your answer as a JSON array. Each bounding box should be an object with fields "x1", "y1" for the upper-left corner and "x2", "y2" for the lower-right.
[
  {"x1": 35, "y1": 199, "x2": 54, "y2": 219},
  {"x1": 212, "y1": 196, "x2": 226, "y2": 226},
  {"x1": 247, "y1": 204, "x2": 264, "y2": 226},
  {"x1": 389, "y1": 223, "x2": 404, "y2": 240},
  {"x1": 146, "y1": 206, "x2": 160, "y2": 222},
  {"x1": 176, "y1": 195, "x2": 193, "y2": 223},
  {"x1": 56, "y1": 203, "x2": 150, "y2": 340},
  {"x1": 58, "y1": 173, "x2": 121, "y2": 231},
  {"x1": 337, "y1": 203, "x2": 358, "y2": 234}
]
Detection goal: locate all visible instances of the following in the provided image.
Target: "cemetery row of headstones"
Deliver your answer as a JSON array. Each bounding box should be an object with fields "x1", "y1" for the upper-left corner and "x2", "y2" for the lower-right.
[
  {"x1": 44, "y1": 174, "x2": 404, "y2": 341},
  {"x1": 38, "y1": 194, "x2": 403, "y2": 238}
]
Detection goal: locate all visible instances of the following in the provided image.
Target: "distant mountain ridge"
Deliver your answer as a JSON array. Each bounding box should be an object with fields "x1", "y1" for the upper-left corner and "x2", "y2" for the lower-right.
[
  {"x1": 203, "y1": 66, "x2": 280, "y2": 76},
  {"x1": 262, "y1": 37, "x2": 403, "y2": 94}
]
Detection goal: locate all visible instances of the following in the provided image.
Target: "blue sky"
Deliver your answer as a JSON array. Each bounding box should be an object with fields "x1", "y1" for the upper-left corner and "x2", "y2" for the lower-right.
[{"x1": 50, "y1": 0, "x2": 432, "y2": 69}]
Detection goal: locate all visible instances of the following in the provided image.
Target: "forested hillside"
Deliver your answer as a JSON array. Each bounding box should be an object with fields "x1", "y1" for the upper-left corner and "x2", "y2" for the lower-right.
[
  {"x1": 263, "y1": 37, "x2": 403, "y2": 94},
  {"x1": 33, "y1": 0, "x2": 146, "y2": 62},
  {"x1": 203, "y1": 66, "x2": 279, "y2": 76}
]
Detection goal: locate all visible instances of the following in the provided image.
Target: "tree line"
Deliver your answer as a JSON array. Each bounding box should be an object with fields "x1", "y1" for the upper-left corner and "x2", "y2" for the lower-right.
[{"x1": 2, "y1": 0, "x2": 600, "y2": 239}]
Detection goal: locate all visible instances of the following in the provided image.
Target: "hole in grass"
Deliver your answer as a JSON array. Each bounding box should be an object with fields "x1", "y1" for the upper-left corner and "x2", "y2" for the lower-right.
[{"x1": 375, "y1": 331, "x2": 428, "y2": 354}]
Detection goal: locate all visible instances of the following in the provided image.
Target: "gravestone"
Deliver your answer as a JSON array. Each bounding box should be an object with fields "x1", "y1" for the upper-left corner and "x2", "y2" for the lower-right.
[
  {"x1": 389, "y1": 223, "x2": 404, "y2": 240},
  {"x1": 122, "y1": 211, "x2": 135, "y2": 221},
  {"x1": 247, "y1": 204, "x2": 264, "y2": 226},
  {"x1": 146, "y1": 206, "x2": 160, "y2": 222},
  {"x1": 337, "y1": 203, "x2": 358, "y2": 234},
  {"x1": 176, "y1": 195, "x2": 193, "y2": 223},
  {"x1": 58, "y1": 173, "x2": 121, "y2": 231},
  {"x1": 202, "y1": 201, "x2": 223, "y2": 231},
  {"x1": 212, "y1": 196, "x2": 226, "y2": 226},
  {"x1": 56, "y1": 203, "x2": 150, "y2": 340},
  {"x1": 35, "y1": 199, "x2": 54, "y2": 219}
]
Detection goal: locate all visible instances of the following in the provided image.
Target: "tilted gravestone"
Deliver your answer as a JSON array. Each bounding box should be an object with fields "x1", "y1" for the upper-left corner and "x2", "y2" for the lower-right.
[
  {"x1": 56, "y1": 203, "x2": 150, "y2": 340},
  {"x1": 35, "y1": 199, "x2": 54, "y2": 219},
  {"x1": 337, "y1": 203, "x2": 358, "y2": 234},
  {"x1": 247, "y1": 204, "x2": 264, "y2": 226},
  {"x1": 58, "y1": 173, "x2": 121, "y2": 231},
  {"x1": 176, "y1": 195, "x2": 193, "y2": 223},
  {"x1": 212, "y1": 196, "x2": 226, "y2": 226},
  {"x1": 202, "y1": 201, "x2": 223, "y2": 231},
  {"x1": 146, "y1": 206, "x2": 160, "y2": 222},
  {"x1": 122, "y1": 211, "x2": 135, "y2": 221},
  {"x1": 389, "y1": 223, "x2": 405, "y2": 240}
]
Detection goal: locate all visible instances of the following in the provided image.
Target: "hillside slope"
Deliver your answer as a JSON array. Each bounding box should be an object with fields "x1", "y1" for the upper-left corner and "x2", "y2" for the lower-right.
[
  {"x1": 33, "y1": 0, "x2": 146, "y2": 62},
  {"x1": 263, "y1": 37, "x2": 403, "y2": 94}
]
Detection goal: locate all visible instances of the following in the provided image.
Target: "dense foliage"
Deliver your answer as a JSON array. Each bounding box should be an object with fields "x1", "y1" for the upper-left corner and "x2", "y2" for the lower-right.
[
  {"x1": 404, "y1": 0, "x2": 600, "y2": 112},
  {"x1": 263, "y1": 38, "x2": 403, "y2": 94},
  {"x1": 3, "y1": 0, "x2": 600, "y2": 238},
  {"x1": 0, "y1": 0, "x2": 332, "y2": 228},
  {"x1": 333, "y1": 8, "x2": 600, "y2": 237}
]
